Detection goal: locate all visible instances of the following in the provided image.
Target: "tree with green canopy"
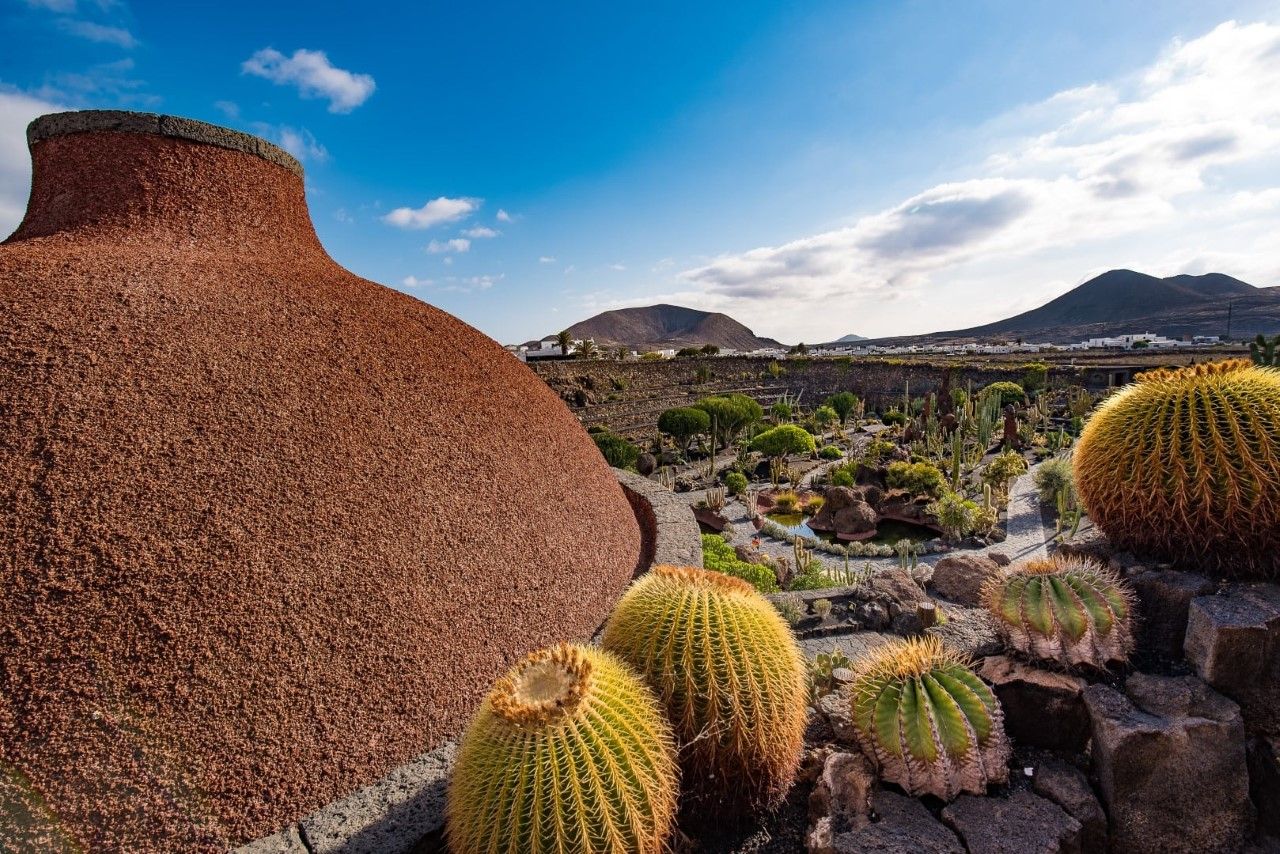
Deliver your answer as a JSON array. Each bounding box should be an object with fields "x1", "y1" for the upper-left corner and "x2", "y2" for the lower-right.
[
  {"x1": 657, "y1": 407, "x2": 711, "y2": 453},
  {"x1": 824, "y1": 392, "x2": 859, "y2": 423},
  {"x1": 750, "y1": 424, "x2": 816, "y2": 460}
]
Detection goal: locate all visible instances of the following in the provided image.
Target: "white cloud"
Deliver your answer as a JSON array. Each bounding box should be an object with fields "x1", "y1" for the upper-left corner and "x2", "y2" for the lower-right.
[
  {"x1": 0, "y1": 87, "x2": 64, "y2": 237},
  {"x1": 462, "y1": 226, "x2": 499, "y2": 238},
  {"x1": 426, "y1": 237, "x2": 471, "y2": 254},
  {"x1": 400, "y1": 273, "x2": 501, "y2": 293},
  {"x1": 56, "y1": 18, "x2": 136, "y2": 48},
  {"x1": 24, "y1": 0, "x2": 76, "y2": 11},
  {"x1": 496, "y1": 208, "x2": 514, "y2": 222},
  {"x1": 252, "y1": 123, "x2": 328, "y2": 163},
  {"x1": 213, "y1": 100, "x2": 240, "y2": 120},
  {"x1": 678, "y1": 19, "x2": 1280, "y2": 341},
  {"x1": 383, "y1": 196, "x2": 479, "y2": 229},
  {"x1": 539, "y1": 255, "x2": 557, "y2": 263},
  {"x1": 609, "y1": 263, "x2": 626, "y2": 271},
  {"x1": 241, "y1": 48, "x2": 375, "y2": 113},
  {"x1": 402, "y1": 275, "x2": 432, "y2": 288}
]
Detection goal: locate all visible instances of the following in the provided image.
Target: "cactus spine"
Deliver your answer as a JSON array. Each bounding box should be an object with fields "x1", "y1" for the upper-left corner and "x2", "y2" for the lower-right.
[
  {"x1": 1074, "y1": 359, "x2": 1280, "y2": 576},
  {"x1": 447, "y1": 643, "x2": 679, "y2": 854},
  {"x1": 849, "y1": 636, "x2": 1010, "y2": 800},
  {"x1": 983, "y1": 554, "x2": 1134, "y2": 668},
  {"x1": 602, "y1": 566, "x2": 808, "y2": 814}
]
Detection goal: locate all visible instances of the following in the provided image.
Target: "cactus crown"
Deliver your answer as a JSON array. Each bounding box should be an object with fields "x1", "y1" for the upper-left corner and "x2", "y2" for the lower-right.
[
  {"x1": 1074, "y1": 358, "x2": 1280, "y2": 577},
  {"x1": 490, "y1": 643, "x2": 592, "y2": 725},
  {"x1": 447, "y1": 643, "x2": 679, "y2": 854},
  {"x1": 602, "y1": 565, "x2": 808, "y2": 815},
  {"x1": 984, "y1": 555, "x2": 1135, "y2": 668},
  {"x1": 850, "y1": 636, "x2": 1009, "y2": 800}
]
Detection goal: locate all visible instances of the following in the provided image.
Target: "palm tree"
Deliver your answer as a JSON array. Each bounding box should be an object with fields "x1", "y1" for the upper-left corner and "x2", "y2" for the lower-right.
[
  {"x1": 555, "y1": 329, "x2": 573, "y2": 356},
  {"x1": 575, "y1": 339, "x2": 600, "y2": 359}
]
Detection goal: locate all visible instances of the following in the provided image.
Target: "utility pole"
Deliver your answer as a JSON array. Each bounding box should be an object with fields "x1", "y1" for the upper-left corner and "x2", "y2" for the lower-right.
[{"x1": 1226, "y1": 301, "x2": 1233, "y2": 342}]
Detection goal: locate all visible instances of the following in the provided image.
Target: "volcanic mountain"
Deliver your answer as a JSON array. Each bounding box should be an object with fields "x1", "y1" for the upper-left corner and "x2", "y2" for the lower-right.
[
  {"x1": 549, "y1": 304, "x2": 784, "y2": 351},
  {"x1": 848, "y1": 270, "x2": 1280, "y2": 345}
]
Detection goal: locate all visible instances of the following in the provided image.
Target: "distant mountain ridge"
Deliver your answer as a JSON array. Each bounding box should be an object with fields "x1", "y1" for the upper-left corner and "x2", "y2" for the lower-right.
[
  {"x1": 845, "y1": 269, "x2": 1280, "y2": 346},
  {"x1": 547, "y1": 304, "x2": 783, "y2": 351},
  {"x1": 835, "y1": 333, "x2": 867, "y2": 343}
]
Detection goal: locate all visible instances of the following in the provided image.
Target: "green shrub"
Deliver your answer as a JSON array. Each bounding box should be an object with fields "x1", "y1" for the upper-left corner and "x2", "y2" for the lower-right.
[
  {"x1": 1033, "y1": 456, "x2": 1075, "y2": 504},
  {"x1": 819, "y1": 444, "x2": 844, "y2": 460},
  {"x1": 701, "y1": 534, "x2": 779, "y2": 593},
  {"x1": 725, "y1": 471, "x2": 749, "y2": 496},
  {"x1": 750, "y1": 425, "x2": 817, "y2": 459},
  {"x1": 882, "y1": 409, "x2": 907, "y2": 426},
  {"x1": 824, "y1": 392, "x2": 858, "y2": 423},
  {"x1": 886, "y1": 461, "x2": 945, "y2": 497},
  {"x1": 592, "y1": 431, "x2": 640, "y2": 469},
  {"x1": 984, "y1": 450, "x2": 1029, "y2": 488},
  {"x1": 657, "y1": 406, "x2": 710, "y2": 452},
  {"x1": 926, "y1": 491, "x2": 979, "y2": 541},
  {"x1": 773, "y1": 490, "x2": 799, "y2": 513},
  {"x1": 831, "y1": 468, "x2": 855, "y2": 488},
  {"x1": 982, "y1": 381, "x2": 1025, "y2": 409}
]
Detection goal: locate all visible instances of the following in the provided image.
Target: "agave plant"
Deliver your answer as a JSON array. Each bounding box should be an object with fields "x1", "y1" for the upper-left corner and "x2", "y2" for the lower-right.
[
  {"x1": 983, "y1": 554, "x2": 1135, "y2": 668},
  {"x1": 447, "y1": 643, "x2": 678, "y2": 854},
  {"x1": 602, "y1": 565, "x2": 808, "y2": 814},
  {"x1": 849, "y1": 635, "x2": 1010, "y2": 801}
]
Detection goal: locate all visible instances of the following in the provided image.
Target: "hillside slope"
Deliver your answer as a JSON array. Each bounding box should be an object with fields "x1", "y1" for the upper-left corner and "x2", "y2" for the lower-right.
[{"x1": 552, "y1": 304, "x2": 783, "y2": 351}]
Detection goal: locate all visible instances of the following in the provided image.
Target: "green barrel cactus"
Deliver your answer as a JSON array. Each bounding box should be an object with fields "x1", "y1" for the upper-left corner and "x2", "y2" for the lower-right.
[
  {"x1": 1074, "y1": 359, "x2": 1280, "y2": 576},
  {"x1": 983, "y1": 554, "x2": 1135, "y2": 668},
  {"x1": 446, "y1": 643, "x2": 679, "y2": 854},
  {"x1": 602, "y1": 565, "x2": 808, "y2": 814},
  {"x1": 849, "y1": 635, "x2": 1010, "y2": 801}
]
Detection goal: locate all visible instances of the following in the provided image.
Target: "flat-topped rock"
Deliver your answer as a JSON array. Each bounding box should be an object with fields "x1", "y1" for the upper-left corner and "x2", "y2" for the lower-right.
[
  {"x1": 980, "y1": 656, "x2": 1089, "y2": 752},
  {"x1": 1184, "y1": 583, "x2": 1280, "y2": 733},
  {"x1": 941, "y1": 790, "x2": 1082, "y2": 854},
  {"x1": 1032, "y1": 760, "x2": 1107, "y2": 854},
  {"x1": 813, "y1": 790, "x2": 964, "y2": 854}
]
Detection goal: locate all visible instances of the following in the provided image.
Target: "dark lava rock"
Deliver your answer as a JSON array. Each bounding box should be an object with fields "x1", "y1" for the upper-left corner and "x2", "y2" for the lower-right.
[
  {"x1": 987, "y1": 550, "x2": 1012, "y2": 567},
  {"x1": 1085, "y1": 673, "x2": 1253, "y2": 853},
  {"x1": 926, "y1": 607, "x2": 1002, "y2": 658},
  {"x1": 810, "y1": 487, "x2": 878, "y2": 538},
  {"x1": 1248, "y1": 735, "x2": 1280, "y2": 843},
  {"x1": 636, "y1": 452, "x2": 657, "y2": 476},
  {"x1": 941, "y1": 790, "x2": 1082, "y2": 854},
  {"x1": 1032, "y1": 760, "x2": 1107, "y2": 854},
  {"x1": 1126, "y1": 567, "x2": 1214, "y2": 659},
  {"x1": 930, "y1": 553, "x2": 1002, "y2": 607},
  {"x1": 814, "y1": 790, "x2": 964, "y2": 854},
  {"x1": 980, "y1": 656, "x2": 1089, "y2": 753},
  {"x1": 1184, "y1": 583, "x2": 1280, "y2": 734}
]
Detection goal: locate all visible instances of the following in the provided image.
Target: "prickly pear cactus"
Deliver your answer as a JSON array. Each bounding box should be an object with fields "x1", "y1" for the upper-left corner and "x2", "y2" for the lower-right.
[
  {"x1": 1074, "y1": 359, "x2": 1280, "y2": 576},
  {"x1": 983, "y1": 554, "x2": 1135, "y2": 667},
  {"x1": 849, "y1": 635, "x2": 1010, "y2": 801},
  {"x1": 602, "y1": 565, "x2": 808, "y2": 814},
  {"x1": 446, "y1": 643, "x2": 678, "y2": 854}
]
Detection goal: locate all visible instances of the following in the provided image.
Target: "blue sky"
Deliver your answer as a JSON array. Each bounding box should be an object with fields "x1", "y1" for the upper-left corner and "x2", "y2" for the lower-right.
[{"x1": 4, "y1": 0, "x2": 1280, "y2": 344}]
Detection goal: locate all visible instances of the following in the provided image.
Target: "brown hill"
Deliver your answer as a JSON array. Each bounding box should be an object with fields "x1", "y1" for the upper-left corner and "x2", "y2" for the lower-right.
[
  {"x1": 552, "y1": 303, "x2": 783, "y2": 351},
  {"x1": 847, "y1": 270, "x2": 1280, "y2": 346}
]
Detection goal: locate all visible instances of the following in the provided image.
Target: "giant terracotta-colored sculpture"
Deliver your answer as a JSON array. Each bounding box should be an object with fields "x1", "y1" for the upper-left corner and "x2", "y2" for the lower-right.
[{"x1": 0, "y1": 111, "x2": 642, "y2": 851}]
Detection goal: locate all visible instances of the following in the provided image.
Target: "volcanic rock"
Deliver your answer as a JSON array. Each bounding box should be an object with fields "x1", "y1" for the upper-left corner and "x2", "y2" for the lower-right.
[
  {"x1": 0, "y1": 112, "x2": 642, "y2": 852},
  {"x1": 811, "y1": 790, "x2": 964, "y2": 854},
  {"x1": 941, "y1": 790, "x2": 1082, "y2": 854},
  {"x1": 809, "y1": 487, "x2": 878, "y2": 538},
  {"x1": 1184, "y1": 583, "x2": 1280, "y2": 733},
  {"x1": 1032, "y1": 760, "x2": 1107, "y2": 853},
  {"x1": 1126, "y1": 567, "x2": 1215, "y2": 659},
  {"x1": 930, "y1": 553, "x2": 1002, "y2": 606},
  {"x1": 1084, "y1": 674, "x2": 1253, "y2": 853},
  {"x1": 926, "y1": 606, "x2": 1003, "y2": 658},
  {"x1": 979, "y1": 656, "x2": 1089, "y2": 752}
]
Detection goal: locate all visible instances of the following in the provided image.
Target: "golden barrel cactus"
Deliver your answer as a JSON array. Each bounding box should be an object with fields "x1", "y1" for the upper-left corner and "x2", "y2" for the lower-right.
[
  {"x1": 984, "y1": 554, "x2": 1135, "y2": 668},
  {"x1": 1074, "y1": 359, "x2": 1280, "y2": 576},
  {"x1": 850, "y1": 636, "x2": 1010, "y2": 801},
  {"x1": 446, "y1": 643, "x2": 678, "y2": 854},
  {"x1": 601, "y1": 565, "x2": 808, "y2": 814}
]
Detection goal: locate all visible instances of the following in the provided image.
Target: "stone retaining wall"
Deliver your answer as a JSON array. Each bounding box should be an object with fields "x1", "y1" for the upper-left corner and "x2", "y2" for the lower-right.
[{"x1": 235, "y1": 469, "x2": 702, "y2": 853}]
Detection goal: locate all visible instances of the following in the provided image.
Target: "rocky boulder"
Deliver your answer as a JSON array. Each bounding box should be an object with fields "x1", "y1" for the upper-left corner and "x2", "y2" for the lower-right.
[
  {"x1": 930, "y1": 554, "x2": 1002, "y2": 606},
  {"x1": 1125, "y1": 567, "x2": 1214, "y2": 659},
  {"x1": 1032, "y1": 760, "x2": 1107, "y2": 853},
  {"x1": 926, "y1": 607, "x2": 1002, "y2": 658},
  {"x1": 979, "y1": 656, "x2": 1089, "y2": 752},
  {"x1": 807, "y1": 751, "x2": 875, "y2": 846},
  {"x1": 1084, "y1": 674, "x2": 1253, "y2": 853},
  {"x1": 810, "y1": 487, "x2": 878, "y2": 538},
  {"x1": 1249, "y1": 735, "x2": 1280, "y2": 843},
  {"x1": 941, "y1": 790, "x2": 1082, "y2": 854},
  {"x1": 1184, "y1": 582, "x2": 1280, "y2": 734},
  {"x1": 811, "y1": 789, "x2": 964, "y2": 854}
]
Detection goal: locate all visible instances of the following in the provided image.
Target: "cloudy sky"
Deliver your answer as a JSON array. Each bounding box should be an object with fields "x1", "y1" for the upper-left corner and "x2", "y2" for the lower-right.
[{"x1": 3, "y1": 1, "x2": 1280, "y2": 343}]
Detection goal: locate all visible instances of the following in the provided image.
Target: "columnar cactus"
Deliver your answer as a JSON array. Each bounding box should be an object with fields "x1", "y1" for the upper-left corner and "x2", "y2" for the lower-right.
[
  {"x1": 1074, "y1": 359, "x2": 1280, "y2": 576},
  {"x1": 983, "y1": 554, "x2": 1135, "y2": 668},
  {"x1": 602, "y1": 565, "x2": 808, "y2": 814},
  {"x1": 446, "y1": 643, "x2": 679, "y2": 854},
  {"x1": 849, "y1": 636, "x2": 1010, "y2": 801}
]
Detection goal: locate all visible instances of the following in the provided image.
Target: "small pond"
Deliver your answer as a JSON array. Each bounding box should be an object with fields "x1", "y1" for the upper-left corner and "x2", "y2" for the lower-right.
[{"x1": 766, "y1": 513, "x2": 936, "y2": 546}]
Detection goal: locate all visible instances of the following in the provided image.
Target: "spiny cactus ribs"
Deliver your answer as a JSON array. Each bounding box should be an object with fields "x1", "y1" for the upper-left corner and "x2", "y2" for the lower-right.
[
  {"x1": 1074, "y1": 359, "x2": 1280, "y2": 577},
  {"x1": 602, "y1": 565, "x2": 808, "y2": 815},
  {"x1": 849, "y1": 635, "x2": 1010, "y2": 801},
  {"x1": 984, "y1": 554, "x2": 1135, "y2": 668},
  {"x1": 446, "y1": 643, "x2": 678, "y2": 854}
]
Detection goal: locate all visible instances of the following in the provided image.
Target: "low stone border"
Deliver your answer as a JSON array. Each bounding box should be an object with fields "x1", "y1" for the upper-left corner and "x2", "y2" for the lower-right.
[
  {"x1": 614, "y1": 468, "x2": 703, "y2": 570},
  {"x1": 234, "y1": 470, "x2": 700, "y2": 853}
]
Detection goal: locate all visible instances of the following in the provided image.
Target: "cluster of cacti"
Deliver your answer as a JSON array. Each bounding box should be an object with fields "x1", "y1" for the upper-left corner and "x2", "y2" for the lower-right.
[
  {"x1": 1251, "y1": 333, "x2": 1280, "y2": 366},
  {"x1": 983, "y1": 554, "x2": 1134, "y2": 668},
  {"x1": 1074, "y1": 359, "x2": 1280, "y2": 576},
  {"x1": 849, "y1": 635, "x2": 1010, "y2": 800},
  {"x1": 705, "y1": 485, "x2": 726, "y2": 512},
  {"x1": 602, "y1": 565, "x2": 808, "y2": 814},
  {"x1": 446, "y1": 643, "x2": 679, "y2": 854}
]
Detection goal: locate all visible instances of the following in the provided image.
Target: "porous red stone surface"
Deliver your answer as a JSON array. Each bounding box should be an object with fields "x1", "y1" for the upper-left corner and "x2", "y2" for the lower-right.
[{"x1": 0, "y1": 113, "x2": 641, "y2": 852}]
